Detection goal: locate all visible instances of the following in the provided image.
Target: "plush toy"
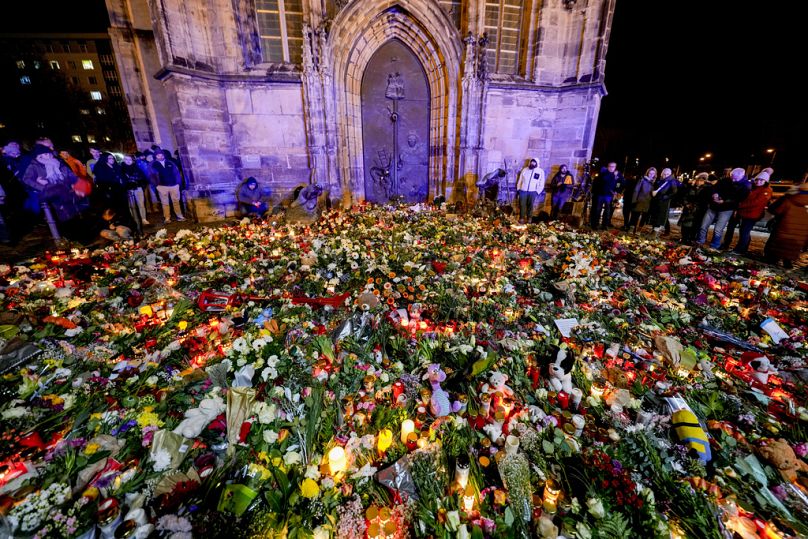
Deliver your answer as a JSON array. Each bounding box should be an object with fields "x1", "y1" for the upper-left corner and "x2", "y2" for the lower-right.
[
  {"x1": 481, "y1": 371, "x2": 515, "y2": 399},
  {"x1": 423, "y1": 363, "x2": 461, "y2": 417},
  {"x1": 741, "y1": 351, "x2": 777, "y2": 385},
  {"x1": 757, "y1": 438, "x2": 808, "y2": 485},
  {"x1": 543, "y1": 345, "x2": 575, "y2": 394},
  {"x1": 666, "y1": 395, "x2": 711, "y2": 463},
  {"x1": 173, "y1": 396, "x2": 226, "y2": 439}
]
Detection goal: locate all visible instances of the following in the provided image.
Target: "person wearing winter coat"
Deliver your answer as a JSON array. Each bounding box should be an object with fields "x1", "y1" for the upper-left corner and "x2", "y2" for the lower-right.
[
  {"x1": 649, "y1": 168, "x2": 678, "y2": 233},
  {"x1": 237, "y1": 177, "x2": 268, "y2": 217},
  {"x1": 696, "y1": 167, "x2": 751, "y2": 249},
  {"x1": 93, "y1": 152, "x2": 129, "y2": 217},
  {"x1": 121, "y1": 154, "x2": 150, "y2": 225},
  {"x1": 624, "y1": 168, "x2": 655, "y2": 232},
  {"x1": 730, "y1": 172, "x2": 773, "y2": 255},
  {"x1": 150, "y1": 149, "x2": 185, "y2": 223},
  {"x1": 550, "y1": 164, "x2": 575, "y2": 220},
  {"x1": 590, "y1": 162, "x2": 622, "y2": 229},
  {"x1": 516, "y1": 157, "x2": 545, "y2": 224},
  {"x1": 679, "y1": 173, "x2": 714, "y2": 244},
  {"x1": 21, "y1": 145, "x2": 80, "y2": 222},
  {"x1": 764, "y1": 179, "x2": 808, "y2": 268}
]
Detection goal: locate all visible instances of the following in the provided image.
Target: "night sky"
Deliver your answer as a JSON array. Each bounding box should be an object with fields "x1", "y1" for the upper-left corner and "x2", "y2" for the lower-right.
[{"x1": 3, "y1": 1, "x2": 805, "y2": 179}]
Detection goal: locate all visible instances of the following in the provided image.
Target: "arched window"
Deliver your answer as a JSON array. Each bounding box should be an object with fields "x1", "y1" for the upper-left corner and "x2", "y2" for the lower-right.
[
  {"x1": 484, "y1": 0, "x2": 524, "y2": 75},
  {"x1": 256, "y1": 0, "x2": 303, "y2": 64}
]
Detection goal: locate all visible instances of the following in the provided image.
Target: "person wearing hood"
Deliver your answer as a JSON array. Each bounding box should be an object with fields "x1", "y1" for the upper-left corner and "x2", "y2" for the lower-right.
[
  {"x1": 121, "y1": 154, "x2": 150, "y2": 225},
  {"x1": 516, "y1": 157, "x2": 545, "y2": 224},
  {"x1": 590, "y1": 162, "x2": 622, "y2": 229},
  {"x1": 21, "y1": 144, "x2": 80, "y2": 222},
  {"x1": 237, "y1": 177, "x2": 267, "y2": 217},
  {"x1": 550, "y1": 164, "x2": 575, "y2": 220}
]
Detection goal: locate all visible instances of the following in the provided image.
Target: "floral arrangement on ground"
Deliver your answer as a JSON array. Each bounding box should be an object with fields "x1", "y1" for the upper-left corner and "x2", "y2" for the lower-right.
[{"x1": 0, "y1": 204, "x2": 806, "y2": 539}]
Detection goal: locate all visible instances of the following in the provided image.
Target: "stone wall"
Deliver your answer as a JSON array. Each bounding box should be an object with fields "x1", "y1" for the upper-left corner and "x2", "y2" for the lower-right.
[
  {"x1": 106, "y1": 0, "x2": 616, "y2": 215},
  {"x1": 482, "y1": 84, "x2": 602, "y2": 181}
]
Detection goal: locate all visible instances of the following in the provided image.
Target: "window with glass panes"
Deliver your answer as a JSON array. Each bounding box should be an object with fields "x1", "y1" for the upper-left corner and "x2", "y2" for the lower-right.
[
  {"x1": 256, "y1": 0, "x2": 303, "y2": 64},
  {"x1": 484, "y1": 0, "x2": 523, "y2": 75}
]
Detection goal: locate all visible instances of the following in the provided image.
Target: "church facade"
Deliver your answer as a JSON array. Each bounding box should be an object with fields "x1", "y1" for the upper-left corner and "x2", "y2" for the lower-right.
[{"x1": 106, "y1": 0, "x2": 615, "y2": 210}]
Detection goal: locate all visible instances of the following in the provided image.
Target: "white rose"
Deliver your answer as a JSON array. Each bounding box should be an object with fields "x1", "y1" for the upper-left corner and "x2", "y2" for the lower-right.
[
  {"x1": 263, "y1": 430, "x2": 279, "y2": 444},
  {"x1": 283, "y1": 451, "x2": 302, "y2": 466},
  {"x1": 587, "y1": 498, "x2": 605, "y2": 519}
]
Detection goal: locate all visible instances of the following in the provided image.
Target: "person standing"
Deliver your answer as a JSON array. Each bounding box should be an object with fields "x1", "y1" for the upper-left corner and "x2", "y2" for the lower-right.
[
  {"x1": 121, "y1": 154, "x2": 150, "y2": 225},
  {"x1": 625, "y1": 167, "x2": 655, "y2": 232},
  {"x1": 590, "y1": 162, "x2": 621, "y2": 230},
  {"x1": 516, "y1": 158, "x2": 545, "y2": 224},
  {"x1": 151, "y1": 149, "x2": 185, "y2": 223},
  {"x1": 721, "y1": 168, "x2": 773, "y2": 250},
  {"x1": 649, "y1": 168, "x2": 678, "y2": 235},
  {"x1": 696, "y1": 168, "x2": 751, "y2": 249},
  {"x1": 764, "y1": 177, "x2": 808, "y2": 268},
  {"x1": 728, "y1": 171, "x2": 772, "y2": 255},
  {"x1": 550, "y1": 164, "x2": 575, "y2": 220},
  {"x1": 86, "y1": 147, "x2": 102, "y2": 180}
]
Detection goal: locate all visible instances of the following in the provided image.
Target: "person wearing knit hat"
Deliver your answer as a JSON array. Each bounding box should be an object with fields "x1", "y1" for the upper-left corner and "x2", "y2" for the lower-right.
[
  {"x1": 730, "y1": 170, "x2": 773, "y2": 255},
  {"x1": 696, "y1": 167, "x2": 751, "y2": 249},
  {"x1": 21, "y1": 144, "x2": 80, "y2": 222},
  {"x1": 720, "y1": 168, "x2": 775, "y2": 250}
]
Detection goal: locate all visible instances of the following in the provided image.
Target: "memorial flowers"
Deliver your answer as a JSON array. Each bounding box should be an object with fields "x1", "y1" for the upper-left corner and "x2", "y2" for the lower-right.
[{"x1": 0, "y1": 205, "x2": 806, "y2": 538}]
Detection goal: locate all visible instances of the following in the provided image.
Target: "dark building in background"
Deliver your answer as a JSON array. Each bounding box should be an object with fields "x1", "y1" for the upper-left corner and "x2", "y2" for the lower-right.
[{"x1": 0, "y1": 33, "x2": 135, "y2": 153}]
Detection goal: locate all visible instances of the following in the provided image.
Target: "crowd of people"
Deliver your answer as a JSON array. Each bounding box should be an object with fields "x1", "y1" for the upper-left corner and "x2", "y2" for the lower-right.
[
  {"x1": 506, "y1": 158, "x2": 808, "y2": 268},
  {"x1": 0, "y1": 138, "x2": 189, "y2": 246},
  {"x1": 2, "y1": 139, "x2": 807, "y2": 268}
]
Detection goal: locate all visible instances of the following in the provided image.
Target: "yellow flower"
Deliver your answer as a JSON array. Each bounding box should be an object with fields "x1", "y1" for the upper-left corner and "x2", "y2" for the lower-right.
[
  {"x1": 136, "y1": 410, "x2": 163, "y2": 428},
  {"x1": 84, "y1": 443, "x2": 100, "y2": 455},
  {"x1": 300, "y1": 478, "x2": 320, "y2": 498}
]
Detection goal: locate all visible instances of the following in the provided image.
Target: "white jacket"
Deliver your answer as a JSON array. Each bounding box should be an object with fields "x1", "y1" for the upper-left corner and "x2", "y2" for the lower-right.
[{"x1": 517, "y1": 159, "x2": 545, "y2": 194}]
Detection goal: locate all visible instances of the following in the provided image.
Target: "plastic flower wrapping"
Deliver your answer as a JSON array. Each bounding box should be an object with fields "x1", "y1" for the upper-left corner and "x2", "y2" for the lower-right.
[{"x1": 0, "y1": 205, "x2": 806, "y2": 538}]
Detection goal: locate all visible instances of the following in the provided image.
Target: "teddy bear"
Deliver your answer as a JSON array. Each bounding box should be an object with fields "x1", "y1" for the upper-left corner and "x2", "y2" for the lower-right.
[
  {"x1": 542, "y1": 345, "x2": 576, "y2": 395},
  {"x1": 481, "y1": 371, "x2": 515, "y2": 400},
  {"x1": 741, "y1": 351, "x2": 777, "y2": 385},
  {"x1": 757, "y1": 438, "x2": 808, "y2": 486}
]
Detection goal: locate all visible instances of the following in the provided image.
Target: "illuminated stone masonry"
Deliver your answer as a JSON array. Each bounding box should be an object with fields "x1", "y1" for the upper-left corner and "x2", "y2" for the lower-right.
[{"x1": 106, "y1": 0, "x2": 614, "y2": 214}]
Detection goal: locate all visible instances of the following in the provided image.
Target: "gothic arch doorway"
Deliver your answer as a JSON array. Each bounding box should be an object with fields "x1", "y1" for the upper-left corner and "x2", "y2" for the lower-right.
[{"x1": 361, "y1": 40, "x2": 430, "y2": 203}]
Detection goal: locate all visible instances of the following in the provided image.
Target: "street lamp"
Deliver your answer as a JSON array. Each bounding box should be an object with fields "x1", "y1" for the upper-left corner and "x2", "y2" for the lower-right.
[
  {"x1": 704, "y1": 153, "x2": 712, "y2": 159},
  {"x1": 765, "y1": 148, "x2": 776, "y2": 166}
]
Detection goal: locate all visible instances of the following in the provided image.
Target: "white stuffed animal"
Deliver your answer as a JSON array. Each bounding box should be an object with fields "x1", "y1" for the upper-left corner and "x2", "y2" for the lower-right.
[
  {"x1": 481, "y1": 371, "x2": 514, "y2": 399},
  {"x1": 173, "y1": 396, "x2": 226, "y2": 438}
]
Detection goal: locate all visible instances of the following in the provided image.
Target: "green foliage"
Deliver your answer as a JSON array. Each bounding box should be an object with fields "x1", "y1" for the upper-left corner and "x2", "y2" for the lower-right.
[{"x1": 596, "y1": 512, "x2": 631, "y2": 539}]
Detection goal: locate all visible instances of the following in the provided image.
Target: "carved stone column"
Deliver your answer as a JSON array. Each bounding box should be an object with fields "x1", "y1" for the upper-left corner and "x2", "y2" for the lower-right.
[{"x1": 456, "y1": 32, "x2": 487, "y2": 200}]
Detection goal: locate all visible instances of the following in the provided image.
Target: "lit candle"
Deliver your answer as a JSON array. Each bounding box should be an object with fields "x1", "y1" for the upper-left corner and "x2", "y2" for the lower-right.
[
  {"x1": 462, "y1": 484, "x2": 476, "y2": 513},
  {"x1": 400, "y1": 420, "x2": 415, "y2": 444},
  {"x1": 543, "y1": 478, "x2": 560, "y2": 514},
  {"x1": 328, "y1": 446, "x2": 346, "y2": 475},
  {"x1": 590, "y1": 384, "x2": 604, "y2": 401}
]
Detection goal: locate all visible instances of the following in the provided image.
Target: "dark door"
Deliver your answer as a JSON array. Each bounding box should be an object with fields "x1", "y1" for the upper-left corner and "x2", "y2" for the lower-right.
[{"x1": 361, "y1": 39, "x2": 430, "y2": 204}]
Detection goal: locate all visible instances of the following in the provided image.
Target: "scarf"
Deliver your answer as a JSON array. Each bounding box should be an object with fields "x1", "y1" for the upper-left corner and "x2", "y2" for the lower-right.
[{"x1": 42, "y1": 159, "x2": 64, "y2": 183}]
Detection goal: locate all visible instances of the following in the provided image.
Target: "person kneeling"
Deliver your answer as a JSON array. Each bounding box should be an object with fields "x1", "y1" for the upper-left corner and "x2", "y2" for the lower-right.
[{"x1": 99, "y1": 208, "x2": 132, "y2": 242}]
